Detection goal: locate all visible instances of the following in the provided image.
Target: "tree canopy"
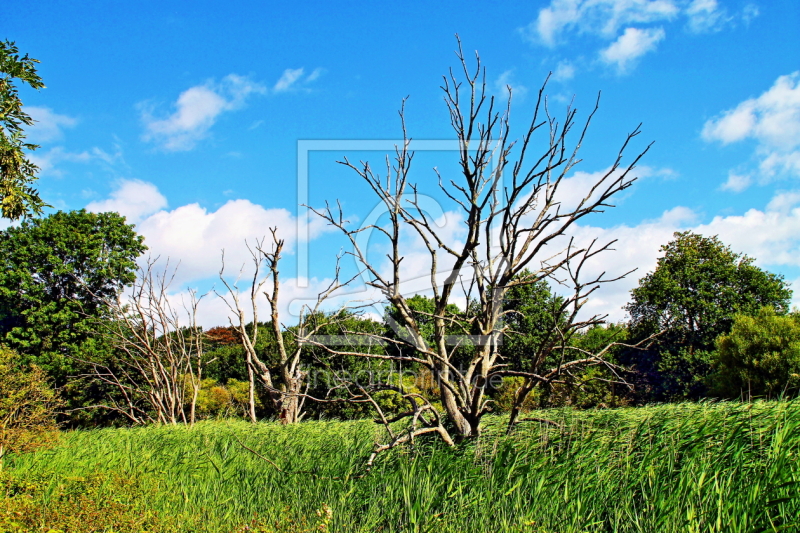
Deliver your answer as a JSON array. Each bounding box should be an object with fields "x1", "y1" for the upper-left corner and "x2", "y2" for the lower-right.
[
  {"x1": 625, "y1": 231, "x2": 792, "y2": 400},
  {"x1": 713, "y1": 307, "x2": 800, "y2": 399},
  {"x1": 0, "y1": 210, "x2": 146, "y2": 382},
  {"x1": 0, "y1": 40, "x2": 47, "y2": 220}
]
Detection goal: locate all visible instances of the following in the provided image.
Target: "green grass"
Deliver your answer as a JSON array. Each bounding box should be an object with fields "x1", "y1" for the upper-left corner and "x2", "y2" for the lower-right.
[{"x1": 3, "y1": 401, "x2": 800, "y2": 532}]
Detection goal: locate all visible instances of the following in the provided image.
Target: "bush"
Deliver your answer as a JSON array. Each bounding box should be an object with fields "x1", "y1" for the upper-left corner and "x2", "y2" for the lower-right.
[
  {"x1": 711, "y1": 307, "x2": 800, "y2": 399},
  {"x1": 193, "y1": 377, "x2": 259, "y2": 419},
  {"x1": 0, "y1": 346, "x2": 61, "y2": 461}
]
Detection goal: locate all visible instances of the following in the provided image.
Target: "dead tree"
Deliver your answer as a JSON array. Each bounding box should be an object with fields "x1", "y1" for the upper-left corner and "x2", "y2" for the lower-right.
[
  {"x1": 308, "y1": 39, "x2": 653, "y2": 442},
  {"x1": 84, "y1": 260, "x2": 207, "y2": 425},
  {"x1": 218, "y1": 229, "x2": 349, "y2": 424}
]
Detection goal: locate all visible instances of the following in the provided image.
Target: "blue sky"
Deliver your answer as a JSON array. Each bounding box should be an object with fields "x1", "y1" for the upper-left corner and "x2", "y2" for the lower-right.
[{"x1": 5, "y1": 0, "x2": 800, "y2": 325}]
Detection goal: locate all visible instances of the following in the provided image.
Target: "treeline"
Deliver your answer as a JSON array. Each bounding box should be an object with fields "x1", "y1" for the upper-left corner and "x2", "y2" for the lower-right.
[{"x1": 0, "y1": 210, "x2": 798, "y2": 429}]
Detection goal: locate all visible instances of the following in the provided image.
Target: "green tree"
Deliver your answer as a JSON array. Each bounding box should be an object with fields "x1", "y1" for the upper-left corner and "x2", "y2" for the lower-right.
[
  {"x1": 499, "y1": 278, "x2": 566, "y2": 373},
  {"x1": 711, "y1": 307, "x2": 800, "y2": 399},
  {"x1": 625, "y1": 231, "x2": 792, "y2": 400},
  {"x1": 0, "y1": 40, "x2": 47, "y2": 220},
  {"x1": 302, "y1": 311, "x2": 397, "y2": 420},
  {"x1": 498, "y1": 279, "x2": 632, "y2": 409},
  {"x1": 0, "y1": 210, "x2": 146, "y2": 384},
  {"x1": 385, "y1": 294, "x2": 465, "y2": 348}
]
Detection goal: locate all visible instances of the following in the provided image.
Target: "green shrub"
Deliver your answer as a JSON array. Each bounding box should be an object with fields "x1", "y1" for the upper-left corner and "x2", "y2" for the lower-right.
[
  {"x1": 712, "y1": 307, "x2": 800, "y2": 399},
  {"x1": 0, "y1": 346, "x2": 61, "y2": 461}
]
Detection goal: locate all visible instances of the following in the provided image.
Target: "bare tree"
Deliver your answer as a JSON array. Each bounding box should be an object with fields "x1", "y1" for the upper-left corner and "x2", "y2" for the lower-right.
[
  {"x1": 217, "y1": 229, "x2": 350, "y2": 424},
  {"x1": 308, "y1": 39, "x2": 653, "y2": 442},
  {"x1": 82, "y1": 260, "x2": 208, "y2": 425}
]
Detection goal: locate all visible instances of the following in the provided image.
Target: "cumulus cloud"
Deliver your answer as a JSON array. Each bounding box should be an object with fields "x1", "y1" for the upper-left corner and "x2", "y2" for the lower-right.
[
  {"x1": 560, "y1": 188, "x2": 800, "y2": 321},
  {"x1": 330, "y1": 181, "x2": 800, "y2": 324},
  {"x1": 599, "y1": 26, "x2": 665, "y2": 73},
  {"x1": 140, "y1": 74, "x2": 267, "y2": 152},
  {"x1": 554, "y1": 164, "x2": 673, "y2": 210},
  {"x1": 136, "y1": 200, "x2": 298, "y2": 284},
  {"x1": 86, "y1": 179, "x2": 168, "y2": 223},
  {"x1": 703, "y1": 72, "x2": 800, "y2": 186},
  {"x1": 89, "y1": 175, "x2": 800, "y2": 328},
  {"x1": 26, "y1": 106, "x2": 77, "y2": 143}
]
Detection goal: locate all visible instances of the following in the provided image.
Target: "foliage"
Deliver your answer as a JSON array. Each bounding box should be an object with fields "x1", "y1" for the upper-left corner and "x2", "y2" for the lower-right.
[
  {"x1": 625, "y1": 231, "x2": 792, "y2": 400},
  {"x1": 546, "y1": 324, "x2": 632, "y2": 408},
  {"x1": 0, "y1": 346, "x2": 61, "y2": 461},
  {"x1": 0, "y1": 40, "x2": 47, "y2": 220},
  {"x1": 492, "y1": 324, "x2": 632, "y2": 411},
  {"x1": 499, "y1": 278, "x2": 565, "y2": 357},
  {"x1": 0, "y1": 210, "x2": 146, "y2": 385},
  {"x1": 302, "y1": 313, "x2": 398, "y2": 420},
  {"x1": 712, "y1": 307, "x2": 800, "y2": 399},
  {"x1": 384, "y1": 294, "x2": 468, "y2": 358},
  {"x1": 0, "y1": 470, "x2": 166, "y2": 532},
  {"x1": 4, "y1": 402, "x2": 799, "y2": 532},
  {"x1": 193, "y1": 377, "x2": 258, "y2": 419}
]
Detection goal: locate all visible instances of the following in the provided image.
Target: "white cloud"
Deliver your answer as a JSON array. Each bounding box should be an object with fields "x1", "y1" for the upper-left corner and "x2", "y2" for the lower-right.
[
  {"x1": 29, "y1": 145, "x2": 123, "y2": 177},
  {"x1": 86, "y1": 179, "x2": 168, "y2": 223},
  {"x1": 685, "y1": 0, "x2": 725, "y2": 33},
  {"x1": 274, "y1": 68, "x2": 305, "y2": 93},
  {"x1": 81, "y1": 180, "x2": 342, "y2": 329},
  {"x1": 523, "y1": 0, "x2": 679, "y2": 46},
  {"x1": 703, "y1": 106, "x2": 755, "y2": 144},
  {"x1": 696, "y1": 199, "x2": 800, "y2": 270},
  {"x1": 720, "y1": 172, "x2": 752, "y2": 192},
  {"x1": 552, "y1": 60, "x2": 577, "y2": 82},
  {"x1": 306, "y1": 67, "x2": 325, "y2": 83},
  {"x1": 344, "y1": 181, "x2": 800, "y2": 324},
  {"x1": 141, "y1": 74, "x2": 267, "y2": 152},
  {"x1": 85, "y1": 181, "x2": 298, "y2": 286},
  {"x1": 703, "y1": 72, "x2": 800, "y2": 187},
  {"x1": 552, "y1": 164, "x2": 671, "y2": 211},
  {"x1": 273, "y1": 67, "x2": 324, "y2": 93},
  {"x1": 599, "y1": 26, "x2": 665, "y2": 72},
  {"x1": 561, "y1": 188, "x2": 800, "y2": 321},
  {"x1": 741, "y1": 3, "x2": 759, "y2": 24},
  {"x1": 135, "y1": 200, "x2": 298, "y2": 285},
  {"x1": 522, "y1": 0, "x2": 750, "y2": 73},
  {"x1": 494, "y1": 69, "x2": 528, "y2": 100},
  {"x1": 26, "y1": 107, "x2": 77, "y2": 143},
  {"x1": 767, "y1": 190, "x2": 800, "y2": 213}
]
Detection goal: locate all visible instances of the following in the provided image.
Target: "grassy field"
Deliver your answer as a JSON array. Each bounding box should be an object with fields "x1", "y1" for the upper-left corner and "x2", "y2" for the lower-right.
[{"x1": 2, "y1": 401, "x2": 799, "y2": 532}]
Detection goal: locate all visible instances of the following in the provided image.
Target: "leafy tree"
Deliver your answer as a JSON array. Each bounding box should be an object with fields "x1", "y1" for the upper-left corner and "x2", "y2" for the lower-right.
[
  {"x1": 625, "y1": 231, "x2": 792, "y2": 400},
  {"x1": 498, "y1": 279, "x2": 631, "y2": 409},
  {"x1": 385, "y1": 294, "x2": 468, "y2": 360},
  {"x1": 711, "y1": 307, "x2": 800, "y2": 399},
  {"x1": 0, "y1": 40, "x2": 48, "y2": 220},
  {"x1": 303, "y1": 312, "x2": 397, "y2": 420},
  {"x1": 499, "y1": 278, "x2": 566, "y2": 374},
  {"x1": 0, "y1": 210, "x2": 146, "y2": 384}
]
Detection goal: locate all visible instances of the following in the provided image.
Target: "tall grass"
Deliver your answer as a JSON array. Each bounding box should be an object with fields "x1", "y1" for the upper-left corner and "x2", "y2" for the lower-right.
[{"x1": 6, "y1": 401, "x2": 799, "y2": 532}]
